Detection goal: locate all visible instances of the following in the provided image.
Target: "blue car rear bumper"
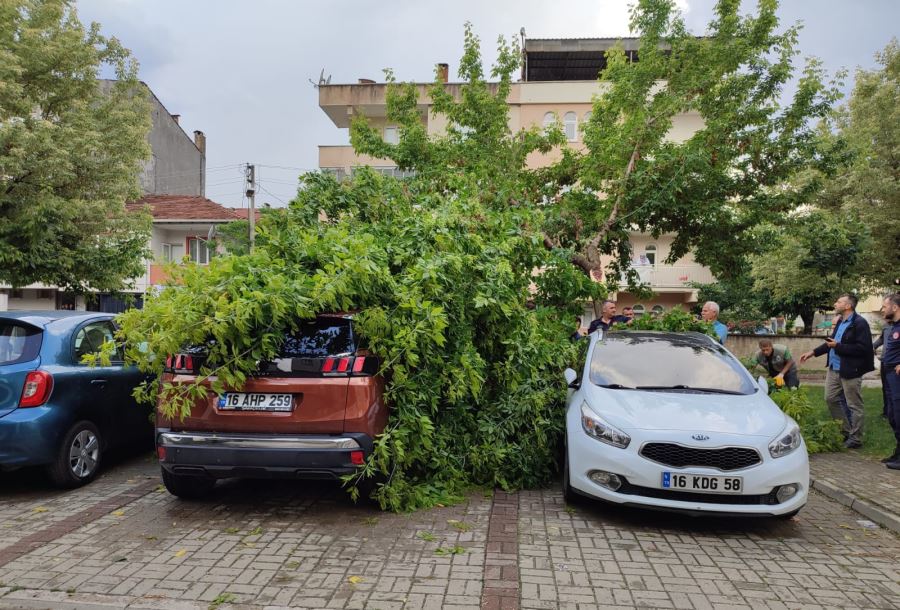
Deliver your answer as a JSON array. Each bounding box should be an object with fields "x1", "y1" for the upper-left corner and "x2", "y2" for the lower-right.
[{"x1": 0, "y1": 406, "x2": 66, "y2": 468}]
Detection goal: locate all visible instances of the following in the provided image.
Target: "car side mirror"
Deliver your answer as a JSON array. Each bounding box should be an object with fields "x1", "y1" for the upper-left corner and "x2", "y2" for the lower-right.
[
  {"x1": 757, "y1": 375, "x2": 769, "y2": 395},
  {"x1": 564, "y1": 368, "x2": 579, "y2": 388}
]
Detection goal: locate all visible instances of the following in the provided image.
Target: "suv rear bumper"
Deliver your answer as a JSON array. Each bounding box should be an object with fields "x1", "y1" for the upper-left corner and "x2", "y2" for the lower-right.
[{"x1": 156, "y1": 430, "x2": 373, "y2": 480}]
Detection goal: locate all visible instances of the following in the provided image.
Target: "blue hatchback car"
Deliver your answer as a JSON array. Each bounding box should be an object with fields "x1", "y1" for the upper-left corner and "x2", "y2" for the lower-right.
[{"x1": 0, "y1": 311, "x2": 151, "y2": 487}]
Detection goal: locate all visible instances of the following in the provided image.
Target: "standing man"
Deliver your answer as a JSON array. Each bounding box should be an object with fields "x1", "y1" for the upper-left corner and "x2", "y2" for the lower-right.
[
  {"x1": 701, "y1": 301, "x2": 728, "y2": 344},
  {"x1": 878, "y1": 293, "x2": 900, "y2": 469},
  {"x1": 588, "y1": 301, "x2": 628, "y2": 334},
  {"x1": 800, "y1": 293, "x2": 875, "y2": 449},
  {"x1": 754, "y1": 339, "x2": 800, "y2": 388},
  {"x1": 621, "y1": 306, "x2": 635, "y2": 323}
]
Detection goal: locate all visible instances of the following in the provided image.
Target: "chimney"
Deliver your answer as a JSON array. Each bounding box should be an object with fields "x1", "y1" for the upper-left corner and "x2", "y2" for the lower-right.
[
  {"x1": 171, "y1": 114, "x2": 180, "y2": 124},
  {"x1": 437, "y1": 63, "x2": 449, "y2": 83},
  {"x1": 193, "y1": 130, "x2": 206, "y2": 154}
]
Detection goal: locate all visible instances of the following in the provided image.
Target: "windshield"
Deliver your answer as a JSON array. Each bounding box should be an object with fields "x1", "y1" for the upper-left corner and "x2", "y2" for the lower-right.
[{"x1": 589, "y1": 332, "x2": 756, "y2": 395}]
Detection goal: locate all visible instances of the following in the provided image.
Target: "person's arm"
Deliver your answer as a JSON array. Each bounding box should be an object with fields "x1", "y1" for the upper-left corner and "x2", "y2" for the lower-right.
[{"x1": 873, "y1": 334, "x2": 883, "y2": 351}]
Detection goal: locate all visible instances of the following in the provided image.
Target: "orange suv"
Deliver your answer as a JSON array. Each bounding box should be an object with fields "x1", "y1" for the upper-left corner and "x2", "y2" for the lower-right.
[{"x1": 156, "y1": 314, "x2": 386, "y2": 499}]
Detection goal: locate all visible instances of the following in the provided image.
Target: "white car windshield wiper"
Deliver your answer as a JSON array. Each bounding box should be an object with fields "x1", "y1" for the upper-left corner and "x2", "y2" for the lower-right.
[
  {"x1": 635, "y1": 385, "x2": 744, "y2": 395},
  {"x1": 598, "y1": 383, "x2": 635, "y2": 390}
]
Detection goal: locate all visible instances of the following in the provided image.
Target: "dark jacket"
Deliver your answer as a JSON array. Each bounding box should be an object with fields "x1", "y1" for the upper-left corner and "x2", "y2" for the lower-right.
[{"x1": 812, "y1": 312, "x2": 875, "y2": 379}]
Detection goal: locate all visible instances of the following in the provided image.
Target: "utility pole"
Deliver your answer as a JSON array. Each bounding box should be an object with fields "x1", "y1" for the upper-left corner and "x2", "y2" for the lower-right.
[{"x1": 245, "y1": 163, "x2": 255, "y2": 253}]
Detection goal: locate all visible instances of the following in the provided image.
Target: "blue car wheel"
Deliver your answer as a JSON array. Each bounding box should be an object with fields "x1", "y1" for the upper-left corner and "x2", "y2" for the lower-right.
[{"x1": 47, "y1": 420, "x2": 102, "y2": 488}]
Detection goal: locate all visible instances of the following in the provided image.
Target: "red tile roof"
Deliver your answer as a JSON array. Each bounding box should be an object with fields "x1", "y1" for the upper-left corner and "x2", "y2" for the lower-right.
[
  {"x1": 227, "y1": 208, "x2": 262, "y2": 222},
  {"x1": 126, "y1": 195, "x2": 240, "y2": 221}
]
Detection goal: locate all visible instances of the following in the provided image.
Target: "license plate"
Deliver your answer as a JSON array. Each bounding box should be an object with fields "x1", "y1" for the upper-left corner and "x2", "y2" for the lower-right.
[
  {"x1": 661, "y1": 472, "x2": 742, "y2": 494},
  {"x1": 218, "y1": 393, "x2": 293, "y2": 412}
]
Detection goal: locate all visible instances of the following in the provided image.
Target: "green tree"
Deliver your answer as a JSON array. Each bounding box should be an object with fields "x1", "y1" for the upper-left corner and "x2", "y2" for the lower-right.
[
  {"x1": 0, "y1": 0, "x2": 151, "y2": 291},
  {"x1": 117, "y1": 26, "x2": 603, "y2": 512},
  {"x1": 749, "y1": 211, "x2": 870, "y2": 330},
  {"x1": 543, "y1": 0, "x2": 841, "y2": 290},
  {"x1": 814, "y1": 40, "x2": 899, "y2": 288}
]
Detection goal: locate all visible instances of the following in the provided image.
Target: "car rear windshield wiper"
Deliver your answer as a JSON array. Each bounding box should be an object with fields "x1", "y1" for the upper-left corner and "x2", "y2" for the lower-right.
[
  {"x1": 598, "y1": 383, "x2": 635, "y2": 390},
  {"x1": 635, "y1": 385, "x2": 744, "y2": 395}
]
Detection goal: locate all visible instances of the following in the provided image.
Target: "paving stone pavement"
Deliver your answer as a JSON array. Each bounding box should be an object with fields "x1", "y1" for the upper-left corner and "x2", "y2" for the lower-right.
[
  {"x1": 1, "y1": 452, "x2": 899, "y2": 609},
  {"x1": 809, "y1": 452, "x2": 900, "y2": 529},
  {"x1": 520, "y1": 487, "x2": 900, "y2": 610}
]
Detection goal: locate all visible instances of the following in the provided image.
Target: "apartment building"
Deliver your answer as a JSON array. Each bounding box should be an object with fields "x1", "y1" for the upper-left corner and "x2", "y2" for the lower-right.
[{"x1": 318, "y1": 37, "x2": 713, "y2": 315}]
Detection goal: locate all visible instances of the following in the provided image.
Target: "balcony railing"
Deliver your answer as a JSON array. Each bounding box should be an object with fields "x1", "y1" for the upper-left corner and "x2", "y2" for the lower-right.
[{"x1": 619, "y1": 265, "x2": 715, "y2": 289}]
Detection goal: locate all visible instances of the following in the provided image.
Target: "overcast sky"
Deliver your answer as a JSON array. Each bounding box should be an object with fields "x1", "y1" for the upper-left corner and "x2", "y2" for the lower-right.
[{"x1": 75, "y1": 0, "x2": 898, "y2": 209}]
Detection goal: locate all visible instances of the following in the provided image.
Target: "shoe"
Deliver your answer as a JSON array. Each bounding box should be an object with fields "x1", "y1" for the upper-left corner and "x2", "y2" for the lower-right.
[
  {"x1": 844, "y1": 439, "x2": 862, "y2": 449},
  {"x1": 886, "y1": 458, "x2": 900, "y2": 470},
  {"x1": 881, "y1": 447, "x2": 900, "y2": 463}
]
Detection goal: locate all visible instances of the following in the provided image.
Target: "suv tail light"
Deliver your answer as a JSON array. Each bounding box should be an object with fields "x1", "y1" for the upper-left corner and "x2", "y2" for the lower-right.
[
  {"x1": 321, "y1": 356, "x2": 379, "y2": 377},
  {"x1": 19, "y1": 370, "x2": 53, "y2": 407},
  {"x1": 165, "y1": 354, "x2": 199, "y2": 374}
]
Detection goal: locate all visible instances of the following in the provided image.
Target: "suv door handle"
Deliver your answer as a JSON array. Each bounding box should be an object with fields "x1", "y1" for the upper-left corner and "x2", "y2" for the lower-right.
[{"x1": 90, "y1": 379, "x2": 108, "y2": 385}]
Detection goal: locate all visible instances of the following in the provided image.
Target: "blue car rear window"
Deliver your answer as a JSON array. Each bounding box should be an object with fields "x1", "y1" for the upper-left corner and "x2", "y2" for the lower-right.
[{"x1": 0, "y1": 322, "x2": 42, "y2": 365}]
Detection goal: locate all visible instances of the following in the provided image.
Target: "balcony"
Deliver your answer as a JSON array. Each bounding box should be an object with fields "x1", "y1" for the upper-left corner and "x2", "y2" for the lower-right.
[{"x1": 619, "y1": 265, "x2": 715, "y2": 291}]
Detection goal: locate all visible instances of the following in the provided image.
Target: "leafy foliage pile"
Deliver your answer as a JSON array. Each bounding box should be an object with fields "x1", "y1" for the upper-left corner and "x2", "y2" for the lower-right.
[
  {"x1": 612, "y1": 308, "x2": 715, "y2": 334},
  {"x1": 768, "y1": 388, "x2": 844, "y2": 454},
  {"x1": 118, "y1": 29, "x2": 603, "y2": 511}
]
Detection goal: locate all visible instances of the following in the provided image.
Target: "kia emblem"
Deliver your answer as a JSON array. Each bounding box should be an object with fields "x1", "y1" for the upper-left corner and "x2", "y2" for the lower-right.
[{"x1": 692, "y1": 434, "x2": 710, "y2": 441}]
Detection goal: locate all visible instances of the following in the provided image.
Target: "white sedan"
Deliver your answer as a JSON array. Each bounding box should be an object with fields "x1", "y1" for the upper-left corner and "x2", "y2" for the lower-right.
[{"x1": 563, "y1": 331, "x2": 808, "y2": 518}]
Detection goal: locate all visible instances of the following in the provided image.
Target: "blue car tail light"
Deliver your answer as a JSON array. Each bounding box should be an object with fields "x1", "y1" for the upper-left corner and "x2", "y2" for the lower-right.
[{"x1": 19, "y1": 370, "x2": 53, "y2": 408}]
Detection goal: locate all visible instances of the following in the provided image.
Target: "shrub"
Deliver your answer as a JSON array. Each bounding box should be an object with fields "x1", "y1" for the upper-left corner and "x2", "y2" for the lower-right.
[{"x1": 768, "y1": 388, "x2": 844, "y2": 453}]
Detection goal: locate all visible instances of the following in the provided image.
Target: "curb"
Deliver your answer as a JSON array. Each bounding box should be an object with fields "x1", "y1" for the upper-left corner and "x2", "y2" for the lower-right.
[
  {"x1": 0, "y1": 587, "x2": 254, "y2": 610},
  {"x1": 810, "y1": 477, "x2": 900, "y2": 534}
]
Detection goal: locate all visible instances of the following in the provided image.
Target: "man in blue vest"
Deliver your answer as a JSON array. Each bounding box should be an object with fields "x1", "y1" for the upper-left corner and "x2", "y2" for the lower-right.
[{"x1": 800, "y1": 293, "x2": 875, "y2": 449}]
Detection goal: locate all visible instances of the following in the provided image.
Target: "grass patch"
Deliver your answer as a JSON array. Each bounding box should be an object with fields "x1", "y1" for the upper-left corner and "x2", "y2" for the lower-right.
[{"x1": 801, "y1": 386, "x2": 894, "y2": 457}]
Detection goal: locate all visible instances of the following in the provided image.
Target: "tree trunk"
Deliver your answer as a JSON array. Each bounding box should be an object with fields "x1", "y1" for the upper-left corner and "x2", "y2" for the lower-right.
[{"x1": 799, "y1": 309, "x2": 815, "y2": 333}]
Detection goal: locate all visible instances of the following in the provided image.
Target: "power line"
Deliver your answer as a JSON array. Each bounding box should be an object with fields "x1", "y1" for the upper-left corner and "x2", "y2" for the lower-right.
[{"x1": 257, "y1": 183, "x2": 289, "y2": 206}]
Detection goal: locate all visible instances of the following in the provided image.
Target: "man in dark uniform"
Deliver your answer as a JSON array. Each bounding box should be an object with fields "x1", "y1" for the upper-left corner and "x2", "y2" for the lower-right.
[{"x1": 879, "y1": 293, "x2": 900, "y2": 469}]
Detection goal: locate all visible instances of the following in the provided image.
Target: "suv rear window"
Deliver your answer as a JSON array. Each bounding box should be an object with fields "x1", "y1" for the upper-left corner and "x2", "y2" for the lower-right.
[
  {"x1": 280, "y1": 318, "x2": 355, "y2": 357},
  {"x1": 0, "y1": 322, "x2": 42, "y2": 365}
]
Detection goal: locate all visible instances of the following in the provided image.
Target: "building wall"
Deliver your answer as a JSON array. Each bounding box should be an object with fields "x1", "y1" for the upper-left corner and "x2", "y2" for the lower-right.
[
  {"x1": 98, "y1": 80, "x2": 205, "y2": 197},
  {"x1": 5, "y1": 289, "x2": 56, "y2": 311},
  {"x1": 142, "y1": 88, "x2": 205, "y2": 196}
]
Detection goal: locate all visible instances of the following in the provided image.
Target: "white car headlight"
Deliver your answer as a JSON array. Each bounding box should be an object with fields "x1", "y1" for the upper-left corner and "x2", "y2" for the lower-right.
[
  {"x1": 769, "y1": 421, "x2": 802, "y2": 458},
  {"x1": 581, "y1": 403, "x2": 630, "y2": 449}
]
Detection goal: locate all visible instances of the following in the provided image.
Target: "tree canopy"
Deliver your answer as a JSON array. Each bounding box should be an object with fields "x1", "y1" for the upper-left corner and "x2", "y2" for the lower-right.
[
  {"x1": 0, "y1": 0, "x2": 151, "y2": 291},
  {"x1": 117, "y1": 0, "x2": 845, "y2": 510},
  {"x1": 813, "y1": 39, "x2": 899, "y2": 289}
]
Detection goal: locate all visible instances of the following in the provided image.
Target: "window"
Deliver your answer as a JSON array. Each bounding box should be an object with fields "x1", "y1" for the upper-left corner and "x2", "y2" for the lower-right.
[
  {"x1": 644, "y1": 244, "x2": 657, "y2": 266},
  {"x1": 162, "y1": 243, "x2": 173, "y2": 262},
  {"x1": 10, "y1": 289, "x2": 23, "y2": 299},
  {"x1": 383, "y1": 126, "x2": 399, "y2": 145},
  {"x1": 38, "y1": 289, "x2": 52, "y2": 299},
  {"x1": 542, "y1": 112, "x2": 556, "y2": 134},
  {"x1": 632, "y1": 304, "x2": 646, "y2": 316},
  {"x1": 321, "y1": 167, "x2": 348, "y2": 181},
  {"x1": 0, "y1": 322, "x2": 42, "y2": 365},
  {"x1": 188, "y1": 238, "x2": 210, "y2": 265},
  {"x1": 73, "y1": 321, "x2": 122, "y2": 362},
  {"x1": 564, "y1": 112, "x2": 578, "y2": 141},
  {"x1": 590, "y1": 332, "x2": 755, "y2": 394},
  {"x1": 651, "y1": 305, "x2": 665, "y2": 316},
  {"x1": 279, "y1": 318, "x2": 356, "y2": 358},
  {"x1": 582, "y1": 111, "x2": 592, "y2": 137}
]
